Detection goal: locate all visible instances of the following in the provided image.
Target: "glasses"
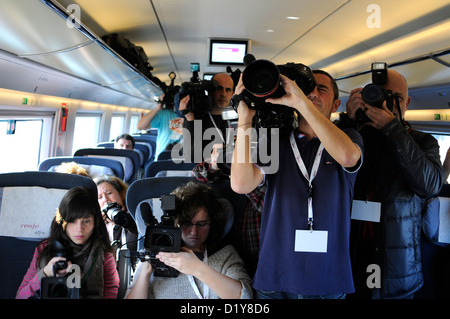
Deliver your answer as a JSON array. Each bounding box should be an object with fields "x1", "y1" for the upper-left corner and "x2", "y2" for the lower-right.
[{"x1": 180, "y1": 220, "x2": 211, "y2": 230}]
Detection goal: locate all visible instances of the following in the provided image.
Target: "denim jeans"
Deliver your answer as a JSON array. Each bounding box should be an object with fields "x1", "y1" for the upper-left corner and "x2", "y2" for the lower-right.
[{"x1": 254, "y1": 289, "x2": 346, "y2": 299}]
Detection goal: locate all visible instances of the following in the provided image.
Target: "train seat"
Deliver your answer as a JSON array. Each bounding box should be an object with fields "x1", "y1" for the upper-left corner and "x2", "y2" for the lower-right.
[
  {"x1": 144, "y1": 159, "x2": 197, "y2": 178},
  {"x1": 97, "y1": 142, "x2": 149, "y2": 168},
  {"x1": 0, "y1": 172, "x2": 96, "y2": 299},
  {"x1": 38, "y1": 156, "x2": 125, "y2": 180},
  {"x1": 74, "y1": 148, "x2": 140, "y2": 183}
]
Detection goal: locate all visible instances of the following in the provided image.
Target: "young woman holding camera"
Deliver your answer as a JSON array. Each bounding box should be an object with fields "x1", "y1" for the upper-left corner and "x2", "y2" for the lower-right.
[{"x1": 16, "y1": 186, "x2": 119, "y2": 299}]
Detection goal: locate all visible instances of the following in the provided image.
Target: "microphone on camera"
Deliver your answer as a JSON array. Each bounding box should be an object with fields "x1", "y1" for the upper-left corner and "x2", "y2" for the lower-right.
[
  {"x1": 243, "y1": 54, "x2": 256, "y2": 66},
  {"x1": 140, "y1": 202, "x2": 157, "y2": 226}
]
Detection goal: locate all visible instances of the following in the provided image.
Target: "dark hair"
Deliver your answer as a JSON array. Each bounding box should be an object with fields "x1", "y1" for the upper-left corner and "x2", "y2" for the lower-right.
[
  {"x1": 115, "y1": 133, "x2": 135, "y2": 148},
  {"x1": 313, "y1": 69, "x2": 339, "y2": 101},
  {"x1": 36, "y1": 186, "x2": 112, "y2": 268},
  {"x1": 171, "y1": 182, "x2": 225, "y2": 250}
]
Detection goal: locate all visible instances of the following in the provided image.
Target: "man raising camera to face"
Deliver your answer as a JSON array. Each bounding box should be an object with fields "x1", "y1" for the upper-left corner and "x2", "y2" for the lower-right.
[
  {"x1": 338, "y1": 67, "x2": 445, "y2": 299},
  {"x1": 178, "y1": 73, "x2": 235, "y2": 163},
  {"x1": 231, "y1": 68, "x2": 363, "y2": 299}
]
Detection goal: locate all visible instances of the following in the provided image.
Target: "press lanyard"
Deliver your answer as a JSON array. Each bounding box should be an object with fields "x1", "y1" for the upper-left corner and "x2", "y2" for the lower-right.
[
  {"x1": 208, "y1": 112, "x2": 225, "y2": 144},
  {"x1": 187, "y1": 249, "x2": 209, "y2": 299},
  {"x1": 289, "y1": 131, "x2": 324, "y2": 231}
]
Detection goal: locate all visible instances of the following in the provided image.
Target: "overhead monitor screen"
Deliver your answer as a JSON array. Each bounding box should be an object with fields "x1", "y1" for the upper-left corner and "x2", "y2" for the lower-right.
[{"x1": 209, "y1": 39, "x2": 248, "y2": 65}]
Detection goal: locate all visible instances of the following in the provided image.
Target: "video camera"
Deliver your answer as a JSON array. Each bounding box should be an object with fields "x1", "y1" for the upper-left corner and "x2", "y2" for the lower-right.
[
  {"x1": 230, "y1": 54, "x2": 316, "y2": 132},
  {"x1": 41, "y1": 241, "x2": 80, "y2": 299},
  {"x1": 138, "y1": 195, "x2": 181, "y2": 277},
  {"x1": 102, "y1": 202, "x2": 134, "y2": 229},
  {"x1": 356, "y1": 62, "x2": 395, "y2": 124},
  {"x1": 179, "y1": 63, "x2": 218, "y2": 117},
  {"x1": 155, "y1": 72, "x2": 181, "y2": 112}
]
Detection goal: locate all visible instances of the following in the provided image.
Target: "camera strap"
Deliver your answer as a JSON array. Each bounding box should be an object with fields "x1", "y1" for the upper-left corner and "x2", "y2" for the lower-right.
[
  {"x1": 208, "y1": 112, "x2": 225, "y2": 144},
  {"x1": 187, "y1": 249, "x2": 209, "y2": 299},
  {"x1": 289, "y1": 132, "x2": 324, "y2": 231}
]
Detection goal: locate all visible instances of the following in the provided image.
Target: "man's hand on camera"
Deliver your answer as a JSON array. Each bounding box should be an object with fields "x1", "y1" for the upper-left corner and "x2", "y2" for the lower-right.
[
  {"x1": 364, "y1": 102, "x2": 396, "y2": 130},
  {"x1": 234, "y1": 74, "x2": 256, "y2": 122},
  {"x1": 179, "y1": 95, "x2": 194, "y2": 121},
  {"x1": 346, "y1": 87, "x2": 396, "y2": 130},
  {"x1": 346, "y1": 88, "x2": 365, "y2": 120}
]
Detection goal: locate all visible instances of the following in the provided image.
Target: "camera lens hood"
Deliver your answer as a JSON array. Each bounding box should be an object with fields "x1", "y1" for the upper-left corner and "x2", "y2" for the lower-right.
[{"x1": 243, "y1": 59, "x2": 280, "y2": 97}]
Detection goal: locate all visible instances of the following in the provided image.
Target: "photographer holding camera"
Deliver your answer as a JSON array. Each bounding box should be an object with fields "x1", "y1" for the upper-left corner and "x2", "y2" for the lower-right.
[
  {"x1": 125, "y1": 182, "x2": 252, "y2": 299},
  {"x1": 95, "y1": 175, "x2": 138, "y2": 257},
  {"x1": 16, "y1": 187, "x2": 119, "y2": 299},
  {"x1": 137, "y1": 93, "x2": 184, "y2": 160},
  {"x1": 179, "y1": 73, "x2": 234, "y2": 163},
  {"x1": 338, "y1": 67, "x2": 444, "y2": 299},
  {"x1": 231, "y1": 66, "x2": 363, "y2": 299}
]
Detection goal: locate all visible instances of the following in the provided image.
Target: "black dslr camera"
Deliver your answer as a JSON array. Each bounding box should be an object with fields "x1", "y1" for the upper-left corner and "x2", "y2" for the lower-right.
[
  {"x1": 230, "y1": 54, "x2": 316, "y2": 132},
  {"x1": 102, "y1": 202, "x2": 133, "y2": 228},
  {"x1": 356, "y1": 62, "x2": 394, "y2": 123},
  {"x1": 41, "y1": 241, "x2": 80, "y2": 299},
  {"x1": 139, "y1": 195, "x2": 181, "y2": 277},
  {"x1": 179, "y1": 63, "x2": 218, "y2": 117}
]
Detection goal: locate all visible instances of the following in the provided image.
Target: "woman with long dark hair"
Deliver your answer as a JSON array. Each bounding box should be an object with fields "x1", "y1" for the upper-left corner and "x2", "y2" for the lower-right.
[{"x1": 16, "y1": 186, "x2": 119, "y2": 299}]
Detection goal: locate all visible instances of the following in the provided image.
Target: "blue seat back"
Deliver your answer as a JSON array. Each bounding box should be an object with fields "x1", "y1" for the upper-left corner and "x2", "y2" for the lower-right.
[
  {"x1": 38, "y1": 156, "x2": 124, "y2": 180},
  {"x1": 144, "y1": 159, "x2": 197, "y2": 178},
  {"x1": 132, "y1": 135, "x2": 157, "y2": 163},
  {"x1": 0, "y1": 172, "x2": 97, "y2": 299},
  {"x1": 97, "y1": 142, "x2": 149, "y2": 168},
  {"x1": 74, "y1": 148, "x2": 140, "y2": 183}
]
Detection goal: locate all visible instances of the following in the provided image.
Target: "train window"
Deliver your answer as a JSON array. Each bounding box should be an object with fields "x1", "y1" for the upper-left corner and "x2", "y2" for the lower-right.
[
  {"x1": 71, "y1": 113, "x2": 101, "y2": 155},
  {"x1": 109, "y1": 113, "x2": 125, "y2": 141},
  {"x1": 0, "y1": 119, "x2": 45, "y2": 173},
  {"x1": 129, "y1": 114, "x2": 140, "y2": 134},
  {"x1": 432, "y1": 133, "x2": 450, "y2": 183}
]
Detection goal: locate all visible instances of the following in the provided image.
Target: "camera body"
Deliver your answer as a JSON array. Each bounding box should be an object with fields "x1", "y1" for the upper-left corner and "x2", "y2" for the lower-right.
[
  {"x1": 142, "y1": 195, "x2": 181, "y2": 277},
  {"x1": 230, "y1": 55, "x2": 316, "y2": 132},
  {"x1": 356, "y1": 62, "x2": 394, "y2": 123},
  {"x1": 102, "y1": 202, "x2": 131, "y2": 228},
  {"x1": 41, "y1": 276, "x2": 80, "y2": 299},
  {"x1": 41, "y1": 241, "x2": 80, "y2": 299},
  {"x1": 158, "y1": 84, "x2": 181, "y2": 111},
  {"x1": 179, "y1": 63, "x2": 218, "y2": 117}
]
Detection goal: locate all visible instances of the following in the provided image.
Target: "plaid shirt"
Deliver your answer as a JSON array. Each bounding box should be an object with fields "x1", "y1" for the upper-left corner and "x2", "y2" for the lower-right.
[{"x1": 192, "y1": 162, "x2": 265, "y2": 277}]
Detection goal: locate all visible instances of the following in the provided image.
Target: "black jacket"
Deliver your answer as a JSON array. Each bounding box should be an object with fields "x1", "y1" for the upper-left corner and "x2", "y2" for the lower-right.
[
  {"x1": 182, "y1": 113, "x2": 229, "y2": 163},
  {"x1": 339, "y1": 115, "x2": 444, "y2": 298}
]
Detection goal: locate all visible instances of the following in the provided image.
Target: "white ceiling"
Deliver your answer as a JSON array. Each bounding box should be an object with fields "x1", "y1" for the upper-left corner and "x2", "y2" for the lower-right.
[
  {"x1": 60, "y1": 0, "x2": 450, "y2": 86},
  {"x1": 1, "y1": 0, "x2": 449, "y2": 110}
]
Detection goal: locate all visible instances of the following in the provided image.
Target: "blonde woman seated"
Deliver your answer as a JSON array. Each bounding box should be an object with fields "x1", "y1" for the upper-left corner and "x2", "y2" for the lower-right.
[
  {"x1": 126, "y1": 182, "x2": 252, "y2": 299},
  {"x1": 54, "y1": 161, "x2": 90, "y2": 177}
]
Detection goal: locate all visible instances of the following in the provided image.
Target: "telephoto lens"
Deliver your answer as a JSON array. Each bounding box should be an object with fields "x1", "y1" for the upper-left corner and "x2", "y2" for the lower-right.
[{"x1": 242, "y1": 59, "x2": 284, "y2": 98}]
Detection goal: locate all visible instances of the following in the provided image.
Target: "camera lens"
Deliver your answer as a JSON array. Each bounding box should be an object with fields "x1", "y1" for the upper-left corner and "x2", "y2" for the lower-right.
[
  {"x1": 243, "y1": 59, "x2": 280, "y2": 97},
  {"x1": 362, "y1": 83, "x2": 385, "y2": 107},
  {"x1": 152, "y1": 234, "x2": 173, "y2": 248},
  {"x1": 50, "y1": 282, "x2": 69, "y2": 298}
]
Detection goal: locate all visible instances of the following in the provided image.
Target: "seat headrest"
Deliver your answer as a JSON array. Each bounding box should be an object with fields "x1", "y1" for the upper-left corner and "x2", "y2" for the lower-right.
[{"x1": 0, "y1": 186, "x2": 68, "y2": 240}]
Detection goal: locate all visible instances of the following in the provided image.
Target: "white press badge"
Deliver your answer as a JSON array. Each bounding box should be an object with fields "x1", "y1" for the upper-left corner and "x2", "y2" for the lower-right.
[
  {"x1": 351, "y1": 200, "x2": 381, "y2": 223},
  {"x1": 295, "y1": 230, "x2": 328, "y2": 253},
  {"x1": 290, "y1": 132, "x2": 328, "y2": 253}
]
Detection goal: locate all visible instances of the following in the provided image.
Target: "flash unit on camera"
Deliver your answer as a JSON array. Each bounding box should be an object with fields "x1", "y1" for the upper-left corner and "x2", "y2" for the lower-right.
[{"x1": 371, "y1": 62, "x2": 388, "y2": 85}]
